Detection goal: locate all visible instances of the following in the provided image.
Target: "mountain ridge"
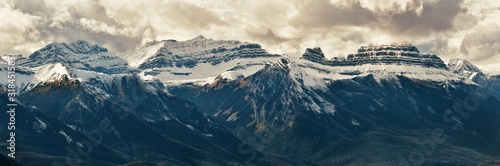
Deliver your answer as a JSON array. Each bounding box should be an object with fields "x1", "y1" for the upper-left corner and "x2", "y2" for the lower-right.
[
  {"x1": 301, "y1": 44, "x2": 446, "y2": 69},
  {"x1": 2, "y1": 38, "x2": 500, "y2": 165}
]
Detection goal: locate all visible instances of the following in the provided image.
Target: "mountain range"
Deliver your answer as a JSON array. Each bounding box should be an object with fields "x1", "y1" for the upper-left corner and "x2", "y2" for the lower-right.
[{"x1": 1, "y1": 36, "x2": 499, "y2": 165}]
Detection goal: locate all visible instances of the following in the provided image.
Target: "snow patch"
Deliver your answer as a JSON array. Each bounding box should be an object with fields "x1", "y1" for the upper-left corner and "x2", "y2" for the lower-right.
[
  {"x1": 162, "y1": 115, "x2": 171, "y2": 121},
  {"x1": 67, "y1": 125, "x2": 77, "y2": 130},
  {"x1": 59, "y1": 130, "x2": 73, "y2": 143},
  {"x1": 142, "y1": 57, "x2": 281, "y2": 86},
  {"x1": 297, "y1": 59, "x2": 462, "y2": 82},
  {"x1": 351, "y1": 118, "x2": 361, "y2": 126},
  {"x1": 125, "y1": 41, "x2": 164, "y2": 67},
  {"x1": 143, "y1": 117, "x2": 157, "y2": 123},
  {"x1": 186, "y1": 124, "x2": 195, "y2": 130},
  {"x1": 33, "y1": 118, "x2": 47, "y2": 133},
  {"x1": 33, "y1": 63, "x2": 70, "y2": 83},
  {"x1": 76, "y1": 142, "x2": 85, "y2": 148},
  {"x1": 220, "y1": 71, "x2": 244, "y2": 80},
  {"x1": 226, "y1": 112, "x2": 239, "y2": 121}
]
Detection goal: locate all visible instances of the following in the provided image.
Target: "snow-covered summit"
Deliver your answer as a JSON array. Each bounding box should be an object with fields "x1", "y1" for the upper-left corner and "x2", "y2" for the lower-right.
[
  {"x1": 301, "y1": 44, "x2": 446, "y2": 69},
  {"x1": 446, "y1": 59, "x2": 500, "y2": 99},
  {"x1": 447, "y1": 59, "x2": 483, "y2": 76},
  {"x1": 446, "y1": 58, "x2": 487, "y2": 81},
  {"x1": 295, "y1": 44, "x2": 463, "y2": 83},
  {"x1": 125, "y1": 35, "x2": 281, "y2": 69},
  {"x1": 131, "y1": 36, "x2": 283, "y2": 86},
  {"x1": 30, "y1": 40, "x2": 108, "y2": 58},
  {"x1": 19, "y1": 40, "x2": 129, "y2": 74},
  {"x1": 32, "y1": 63, "x2": 70, "y2": 83},
  {"x1": 1, "y1": 54, "x2": 24, "y2": 64}
]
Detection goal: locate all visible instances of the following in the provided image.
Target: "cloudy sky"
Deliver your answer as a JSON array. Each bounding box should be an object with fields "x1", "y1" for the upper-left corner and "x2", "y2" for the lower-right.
[{"x1": 1, "y1": 0, "x2": 499, "y2": 70}]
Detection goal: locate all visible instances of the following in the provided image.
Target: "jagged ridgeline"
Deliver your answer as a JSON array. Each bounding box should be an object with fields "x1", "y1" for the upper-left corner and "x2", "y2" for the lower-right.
[
  {"x1": 0, "y1": 37, "x2": 499, "y2": 165},
  {"x1": 18, "y1": 40, "x2": 130, "y2": 74},
  {"x1": 302, "y1": 44, "x2": 446, "y2": 69}
]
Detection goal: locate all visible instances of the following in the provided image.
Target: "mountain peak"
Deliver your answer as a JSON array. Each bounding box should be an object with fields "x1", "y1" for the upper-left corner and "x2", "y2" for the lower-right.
[
  {"x1": 447, "y1": 58, "x2": 482, "y2": 74},
  {"x1": 301, "y1": 47, "x2": 325, "y2": 62},
  {"x1": 190, "y1": 35, "x2": 208, "y2": 41},
  {"x1": 358, "y1": 44, "x2": 419, "y2": 53},
  {"x1": 126, "y1": 36, "x2": 281, "y2": 70},
  {"x1": 30, "y1": 40, "x2": 108, "y2": 60},
  {"x1": 301, "y1": 44, "x2": 446, "y2": 69},
  {"x1": 62, "y1": 39, "x2": 108, "y2": 54},
  {"x1": 21, "y1": 40, "x2": 129, "y2": 74}
]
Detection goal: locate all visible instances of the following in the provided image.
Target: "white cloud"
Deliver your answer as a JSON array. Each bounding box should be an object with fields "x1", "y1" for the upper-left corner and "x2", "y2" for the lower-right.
[
  {"x1": 460, "y1": 24, "x2": 500, "y2": 64},
  {"x1": 0, "y1": 0, "x2": 498, "y2": 67},
  {"x1": 0, "y1": 1, "x2": 41, "y2": 54}
]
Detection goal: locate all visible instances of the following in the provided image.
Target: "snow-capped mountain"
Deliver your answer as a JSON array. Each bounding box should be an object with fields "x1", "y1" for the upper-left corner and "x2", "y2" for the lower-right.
[
  {"x1": 126, "y1": 35, "x2": 283, "y2": 86},
  {"x1": 448, "y1": 58, "x2": 483, "y2": 77},
  {"x1": 17, "y1": 73, "x2": 259, "y2": 165},
  {"x1": 1, "y1": 41, "x2": 130, "y2": 94},
  {"x1": 448, "y1": 58, "x2": 500, "y2": 99},
  {"x1": 125, "y1": 35, "x2": 280, "y2": 68},
  {"x1": 2, "y1": 38, "x2": 500, "y2": 165},
  {"x1": 303, "y1": 44, "x2": 446, "y2": 68},
  {"x1": 0, "y1": 40, "x2": 293, "y2": 165},
  {"x1": 170, "y1": 55, "x2": 500, "y2": 165},
  {"x1": 299, "y1": 44, "x2": 462, "y2": 83},
  {"x1": 167, "y1": 44, "x2": 500, "y2": 165},
  {"x1": 0, "y1": 93, "x2": 133, "y2": 165},
  {"x1": 19, "y1": 40, "x2": 129, "y2": 74}
]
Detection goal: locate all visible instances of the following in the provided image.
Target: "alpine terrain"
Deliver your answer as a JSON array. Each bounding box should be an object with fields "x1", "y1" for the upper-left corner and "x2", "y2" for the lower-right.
[{"x1": 0, "y1": 37, "x2": 499, "y2": 165}]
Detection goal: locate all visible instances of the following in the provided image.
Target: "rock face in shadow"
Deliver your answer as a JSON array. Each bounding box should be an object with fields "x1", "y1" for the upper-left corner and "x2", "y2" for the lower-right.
[
  {"x1": 169, "y1": 58, "x2": 500, "y2": 165},
  {"x1": 0, "y1": 153, "x2": 22, "y2": 166}
]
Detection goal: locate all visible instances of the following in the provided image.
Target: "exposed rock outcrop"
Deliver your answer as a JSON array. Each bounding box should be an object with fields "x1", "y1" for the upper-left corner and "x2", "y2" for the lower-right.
[{"x1": 301, "y1": 44, "x2": 447, "y2": 69}]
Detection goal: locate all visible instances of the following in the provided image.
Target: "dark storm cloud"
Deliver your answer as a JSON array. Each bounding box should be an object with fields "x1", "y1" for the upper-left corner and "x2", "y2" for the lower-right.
[{"x1": 387, "y1": 0, "x2": 468, "y2": 35}]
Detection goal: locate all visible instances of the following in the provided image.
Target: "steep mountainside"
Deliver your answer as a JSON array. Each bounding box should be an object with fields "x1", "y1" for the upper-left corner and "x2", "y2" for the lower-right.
[
  {"x1": 3, "y1": 39, "x2": 500, "y2": 165},
  {"x1": 448, "y1": 58, "x2": 500, "y2": 99},
  {"x1": 169, "y1": 48, "x2": 500, "y2": 165},
  {"x1": 302, "y1": 44, "x2": 446, "y2": 69},
  {"x1": 298, "y1": 45, "x2": 461, "y2": 83},
  {"x1": 1, "y1": 40, "x2": 294, "y2": 165},
  {"x1": 126, "y1": 35, "x2": 283, "y2": 86},
  {"x1": 18, "y1": 40, "x2": 129, "y2": 74},
  {"x1": 17, "y1": 74, "x2": 250, "y2": 165}
]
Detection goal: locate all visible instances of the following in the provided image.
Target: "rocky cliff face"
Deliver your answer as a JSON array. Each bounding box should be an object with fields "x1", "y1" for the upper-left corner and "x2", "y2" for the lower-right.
[
  {"x1": 301, "y1": 47, "x2": 325, "y2": 62},
  {"x1": 126, "y1": 35, "x2": 281, "y2": 69},
  {"x1": 170, "y1": 57, "x2": 500, "y2": 165},
  {"x1": 127, "y1": 36, "x2": 283, "y2": 86},
  {"x1": 19, "y1": 40, "x2": 130, "y2": 74},
  {"x1": 448, "y1": 58, "x2": 500, "y2": 99},
  {"x1": 5, "y1": 37, "x2": 500, "y2": 165},
  {"x1": 301, "y1": 44, "x2": 447, "y2": 69}
]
